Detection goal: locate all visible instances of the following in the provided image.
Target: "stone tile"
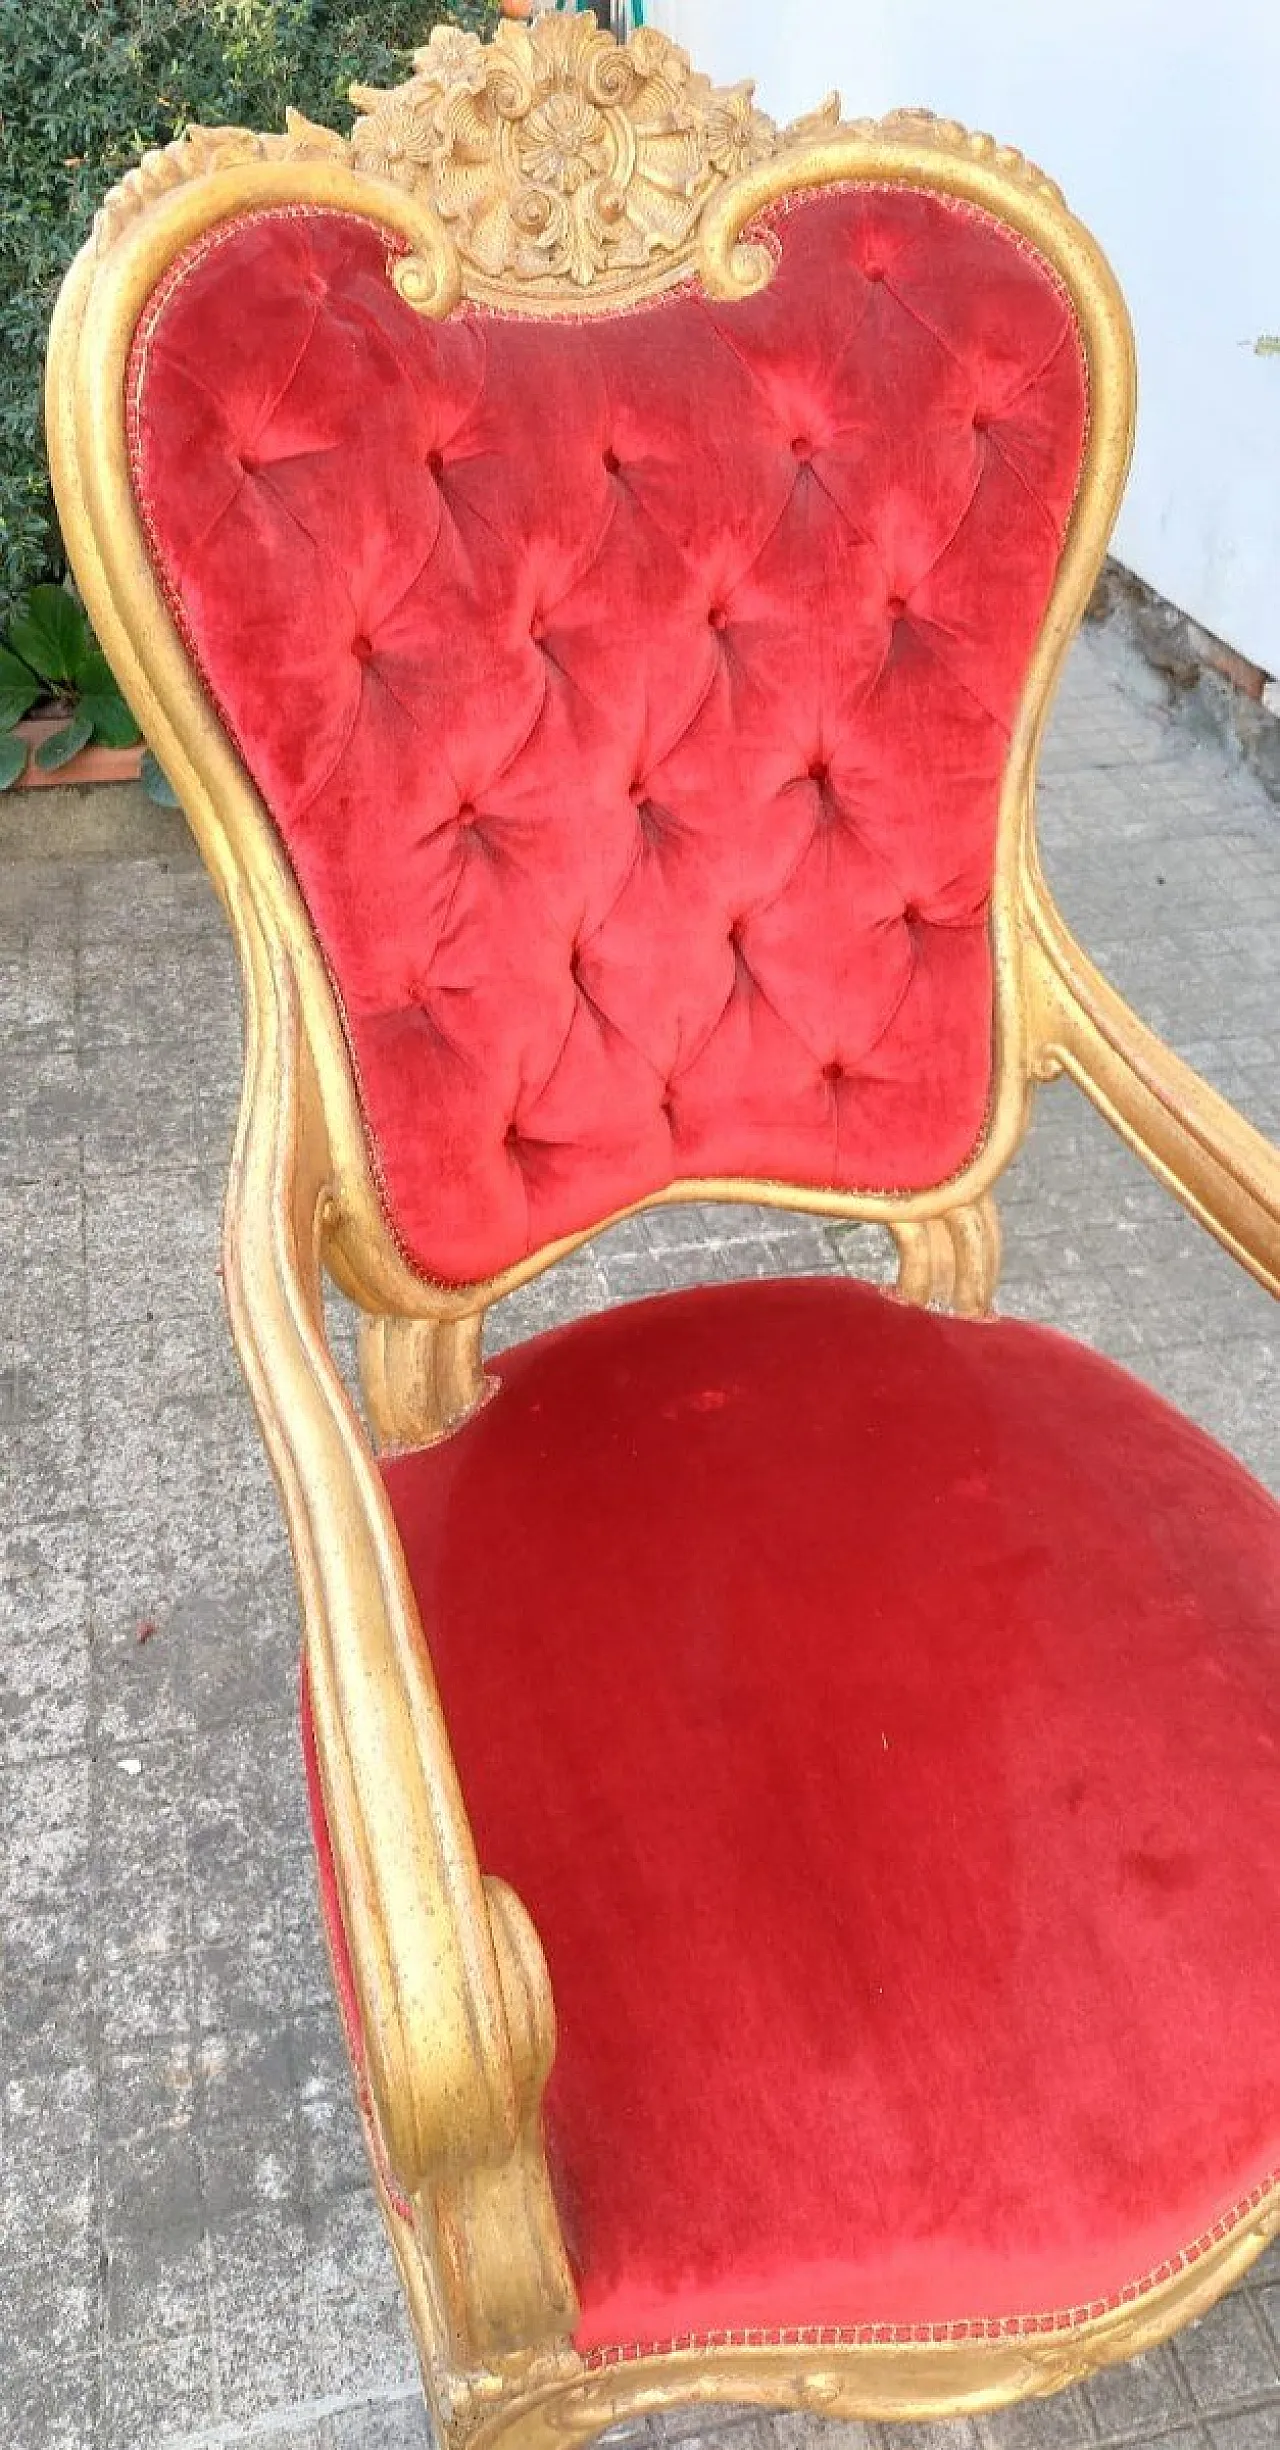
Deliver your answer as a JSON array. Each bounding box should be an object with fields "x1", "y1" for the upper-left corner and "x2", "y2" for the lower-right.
[
  {"x1": 208, "y1": 2205, "x2": 319, "y2": 2420},
  {"x1": 1204, "y1": 2420, "x2": 1278, "y2": 2450},
  {"x1": 1082, "y1": 2436, "x2": 1202, "y2": 2450},
  {"x1": 868, "y1": 2422, "x2": 983, "y2": 2450},
  {"x1": 3, "y1": 2358, "x2": 101, "y2": 2450},
  {"x1": 763, "y1": 2421, "x2": 877, "y2": 2450},
  {"x1": 102, "y1": 2331, "x2": 217, "y2": 2450},
  {"x1": 1085, "y1": 2347, "x2": 1188, "y2": 2440},
  {"x1": 323, "y1": 2400, "x2": 436, "y2": 2448},
  {"x1": 105, "y1": 2221, "x2": 211, "y2": 2345},
  {"x1": 1174, "y1": 2295, "x2": 1279, "y2": 2411},
  {"x1": 978, "y1": 2382, "x2": 1097, "y2": 2446},
  {"x1": 292, "y1": 2001, "x2": 369, "y2": 2205},
  {"x1": 650, "y1": 2419, "x2": 773, "y2": 2450},
  {"x1": 196, "y1": 2020, "x2": 306, "y2": 2218},
  {"x1": 308, "y1": 2189, "x2": 423, "y2": 2397}
]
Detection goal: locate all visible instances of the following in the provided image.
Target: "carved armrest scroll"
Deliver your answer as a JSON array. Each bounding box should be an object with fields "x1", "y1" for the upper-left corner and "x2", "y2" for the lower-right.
[{"x1": 222, "y1": 881, "x2": 576, "y2": 2359}]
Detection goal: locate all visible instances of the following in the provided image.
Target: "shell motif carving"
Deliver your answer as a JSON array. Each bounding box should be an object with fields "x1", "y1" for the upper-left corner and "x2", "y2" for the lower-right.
[{"x1": 349, "y1": 15, "x2": 829, "y2": 296}]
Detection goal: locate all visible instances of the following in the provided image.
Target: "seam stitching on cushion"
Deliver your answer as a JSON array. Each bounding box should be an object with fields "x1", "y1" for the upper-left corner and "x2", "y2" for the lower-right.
[{"x1": 577, "y1": 2172, "x2": 1280, "y2": 2363}]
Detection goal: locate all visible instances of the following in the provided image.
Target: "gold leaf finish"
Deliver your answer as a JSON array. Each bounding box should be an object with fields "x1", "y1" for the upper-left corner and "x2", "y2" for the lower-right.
[
  {"x1": 892, "y1": 1193, "x2": 1002, "y2": 1316},
  {"x1": 350, "y1": 15, "x2": 785, "y2": 302},
  {"x1": 359, "y1": 1312, "x2": 493, "y2": 1451},
  {"x1": 47, "y1": 11, "x2": 1280, "y2": 2444},
  {"x1": 93, "y1": 112, "x2": 347, "y2": 253}
]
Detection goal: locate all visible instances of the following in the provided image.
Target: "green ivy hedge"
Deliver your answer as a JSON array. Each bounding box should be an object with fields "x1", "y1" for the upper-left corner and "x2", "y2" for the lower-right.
[{"x1": 0, "y1": 0, "x2": 498, "y2": 622}]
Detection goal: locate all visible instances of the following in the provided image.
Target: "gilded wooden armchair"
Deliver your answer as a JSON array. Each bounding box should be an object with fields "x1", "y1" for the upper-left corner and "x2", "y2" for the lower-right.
[{"x1": 48, "y1": 15, "x2": 1279, "y2": 2444}]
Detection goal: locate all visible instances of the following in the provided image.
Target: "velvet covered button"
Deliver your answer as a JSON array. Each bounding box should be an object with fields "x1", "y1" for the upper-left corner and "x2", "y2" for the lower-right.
[
  {"x1": 808, "y1": 759, "x2": 830, "y2": 785},
  {"x1": 426, "y1": 447, "x2": 445, "y2": 475},
  {"x1": 973, "y1": 408, "x2": 990, "y2": 431},
  {"x1": 886, "y1": 595, "x2": 907, "y2": 620},
  {"x1": 352, "y1": 633, "x2": 374, "y2": 662},
  {"x1": 791, "y1": 435, "x2": 813, "y2": 460},
  {"x1": 708, "y1": 605, "x2": 728, "y2": 630},
  {"x1": 602, "y1": 446, "x2": 621, "y2": 474},
  {"x1": 863, "y1": 261, "x2": 886, "y2": 281},
  {"x1": 530, "y1": 613, "x2": 546, "y2": 643}
]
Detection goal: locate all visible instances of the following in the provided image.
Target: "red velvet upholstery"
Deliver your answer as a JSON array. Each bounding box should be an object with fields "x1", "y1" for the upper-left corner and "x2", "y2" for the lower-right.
[
  {"x1": 329, "y1": 1278, "x2": 1279, "y2": 2354},
  {"x1": 129, "y1": 192, "x2": 1086, "y2": 1284}
]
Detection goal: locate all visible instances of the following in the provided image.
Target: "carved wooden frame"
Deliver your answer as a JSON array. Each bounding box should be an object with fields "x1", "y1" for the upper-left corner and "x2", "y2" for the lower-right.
[{"x1": 47, "y1": 14, "x2": 1280, "y2": 2443}]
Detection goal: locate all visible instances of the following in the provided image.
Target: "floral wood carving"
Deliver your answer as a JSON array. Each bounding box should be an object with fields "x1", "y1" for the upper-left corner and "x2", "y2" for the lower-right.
[
  {"x1": 91, "y1": 15, "x2": 1068, "y2": 312},
  {"x1": 349, "y1": 15, "x2": 836, "y2": 297}
]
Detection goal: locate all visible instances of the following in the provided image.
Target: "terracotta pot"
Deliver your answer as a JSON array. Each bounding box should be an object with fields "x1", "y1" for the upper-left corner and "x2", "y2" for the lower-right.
[{"x1": 10, "y1": 714, "x2": 145, "y2": 791}]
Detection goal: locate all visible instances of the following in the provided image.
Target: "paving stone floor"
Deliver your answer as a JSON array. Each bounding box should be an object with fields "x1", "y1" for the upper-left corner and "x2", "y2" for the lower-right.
[{"x1": 1, "y1": 620, "x2": 1278, "y2": 2450}]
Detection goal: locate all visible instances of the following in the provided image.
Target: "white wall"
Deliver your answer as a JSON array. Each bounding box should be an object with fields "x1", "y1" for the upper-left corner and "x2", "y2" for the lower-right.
[{"x1": 652, "y1": 1, "x2": 1280, "y2": 675}]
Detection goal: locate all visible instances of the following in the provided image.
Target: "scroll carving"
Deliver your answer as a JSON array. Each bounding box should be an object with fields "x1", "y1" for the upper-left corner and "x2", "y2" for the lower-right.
[
  {"x1": 93, "y1": 111, "x2": 348, "y2": 253},
  {"x1": 359, "y1": 1311, "x2": 492, "y2": 1451},
  {"x1": 91, "y1": 14, "x2": 1067, "y2": 332},
  {"x1": 349, "y1": 15, "x2": 834, "y2": 301},
  {"x1": 892, "y1": 1194, "x2": 1002, "y2": 1317}
]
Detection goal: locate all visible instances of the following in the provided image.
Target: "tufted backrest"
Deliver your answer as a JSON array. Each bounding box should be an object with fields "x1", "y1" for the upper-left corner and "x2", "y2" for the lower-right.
[{"x1": 129, "y1": 185, "x2": 1087, "y2": 1285}]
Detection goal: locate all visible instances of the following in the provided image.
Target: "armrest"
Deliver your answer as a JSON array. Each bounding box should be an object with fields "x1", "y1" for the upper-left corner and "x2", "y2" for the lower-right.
[
  {"x1": 221, "y1": 878, "x2": 575, "y2": 2357},
  {"x1": 1025, "y1": 876, "x2": 1280, "y2": 1297}
]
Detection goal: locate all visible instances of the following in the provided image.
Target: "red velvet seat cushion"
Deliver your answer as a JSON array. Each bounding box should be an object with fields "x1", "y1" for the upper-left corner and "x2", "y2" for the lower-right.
[
  {"x1": 129, "y1": 193, "x2": 1086, "y2": 1284},
  {"x1": 364, "y1": 1278, "x2": 1278, "y2": 2353}
]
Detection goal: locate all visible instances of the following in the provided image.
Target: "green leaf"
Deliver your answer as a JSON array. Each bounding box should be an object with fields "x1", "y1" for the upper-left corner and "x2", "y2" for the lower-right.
[
  {"x1": 81, "y1": 691, "x2": 142, "y2": 748},
  {"x1": 141, "y1": 749, "x2": 181, "y2": 807},
  {"x1": 74, "y1": 645, "x2": 122, "y2": 698},
  {"x1": 34, "y1": 705, "x2": 94, "y2": 770},
  {"x1": 0, "y1": 734, "x2": 29, "y2": 792},
  {"x1": 6, "y1": 583, "x2": 87, "y2": 686},
  {"x1": 0, "y1": 644, "x2": 41, "y2": 730}
]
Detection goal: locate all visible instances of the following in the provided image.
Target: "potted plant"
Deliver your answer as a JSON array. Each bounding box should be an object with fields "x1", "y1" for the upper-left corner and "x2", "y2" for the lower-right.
[{"x1": 0, "y1": 583, "x2": 147, "y2": 790}]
